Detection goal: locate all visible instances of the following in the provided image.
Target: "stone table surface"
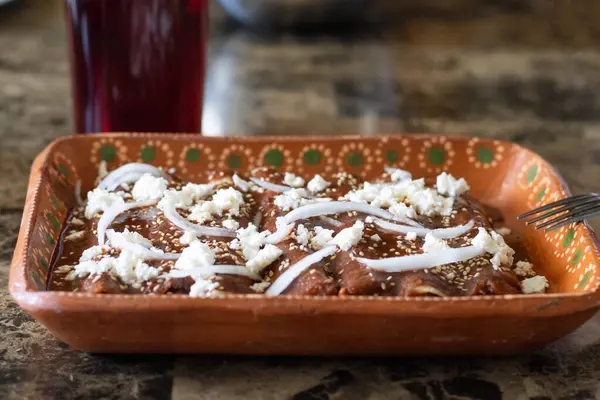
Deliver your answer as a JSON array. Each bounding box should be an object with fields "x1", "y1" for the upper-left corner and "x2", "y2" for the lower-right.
[{"x1": 2, "y1": 0, "x2": 600, "y2": 399}]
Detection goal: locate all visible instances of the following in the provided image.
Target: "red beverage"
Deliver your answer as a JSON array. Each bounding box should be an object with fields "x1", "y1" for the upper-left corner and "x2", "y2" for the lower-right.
[{"x1": 64, "y1": 0, "x2": 208, "y2": 134}]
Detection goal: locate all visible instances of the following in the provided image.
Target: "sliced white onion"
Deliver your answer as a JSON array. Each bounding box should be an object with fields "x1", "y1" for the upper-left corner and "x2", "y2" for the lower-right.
[
  {"x1": 119, "y1": 242, "x2": 181, "y2": 260},
  {"x1": 161, "y1": 203, "x2": 236, "y2": 238},
  {"x1": 97, "y1": 200, "x2": 156, "y2": 246},
  {"x1": 373, "y1": 219, "x2": 474, "y2": 239},
  {"x1": 74, "y1": 180, "x2": 83, "y2": 205},
  {"x1": 357, "y1": 245, "x2": 484, "y2": 273},
  {"x1": 266, "y1": 246, "x2": 337, "y2": 296},
  {"x1": 265, "y1": 222, "x2": 295, "y2": 244},
  {"x1": 98, "y1": 163, "x2": 167, "y2": 191},
  {"x1": 250, "y1": 177, "x2": 292, "y2": 193},
  {"x1": 283, "y1": 201, "x2": 399, "y2": 224},
  {"x1": 319, "y1": 216, "x2": 343, "y2": 228},
  {"x1": 169, "y1": 265, "x2": 260, "y2": 280},
  {"x1": 253, "y1": 211, "x2": 263, "y2": 228}
]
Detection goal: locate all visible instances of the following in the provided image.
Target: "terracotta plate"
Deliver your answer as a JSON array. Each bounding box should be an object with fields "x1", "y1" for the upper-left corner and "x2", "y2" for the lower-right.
[{"x1": 9, "y1": 133, "x2": 600, "y2": 355}]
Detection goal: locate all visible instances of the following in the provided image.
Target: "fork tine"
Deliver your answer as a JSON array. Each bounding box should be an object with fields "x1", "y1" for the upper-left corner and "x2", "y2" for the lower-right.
[
  {"x1": 524, "y1": 197, "x2": 600, "y2": 225},
  {"x1": 544, "y1": 208, "x2": 600, "y2": 232},
  {"x1": 534, "y1": 202, "x2": 600, "y2": 230},
  {"x1": 517, "y1": 193, "x2": 597, "y2": 219}
]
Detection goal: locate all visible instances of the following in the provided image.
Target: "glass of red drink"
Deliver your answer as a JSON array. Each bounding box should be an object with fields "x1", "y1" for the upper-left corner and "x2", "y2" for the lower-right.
[{"x1": 64, "y1": 0, "x2": 208, "y2": 134}]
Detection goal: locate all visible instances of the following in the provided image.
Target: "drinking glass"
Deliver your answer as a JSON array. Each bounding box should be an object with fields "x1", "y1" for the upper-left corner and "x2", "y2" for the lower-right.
[{"x1": 64, "y1": 0, "x2": 208, "y2": 134}]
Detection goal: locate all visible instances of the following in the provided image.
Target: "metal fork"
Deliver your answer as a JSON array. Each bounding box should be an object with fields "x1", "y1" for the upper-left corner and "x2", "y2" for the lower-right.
[{"x1": 517, "y1": 193, "x2": 600, "y2": 231}]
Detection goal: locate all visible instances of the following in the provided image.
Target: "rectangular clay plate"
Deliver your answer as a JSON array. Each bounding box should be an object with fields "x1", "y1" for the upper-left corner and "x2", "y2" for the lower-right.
[{"x1": 9, "y1": 134, "x2": 600, "y2": 355}]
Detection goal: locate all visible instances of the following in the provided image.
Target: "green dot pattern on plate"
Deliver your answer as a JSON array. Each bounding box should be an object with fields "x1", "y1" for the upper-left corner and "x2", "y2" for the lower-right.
[
  {"x1": 385, "y1": 149, "x2": 399, "y2": 163},
  {"x1": 578, "y1": 271, "x2": 591, "y2": 289},
  {"x1": 428, "y1": 147, "x2": 446, "y2": 165},
  {"x1": 45, "y1": 233, "x2": 56, "y2": 246},
  {"x1": 303, "y1": 149, "x2": 321, "y2": 165},
  {"x1": 58, "y1": 163, "x2": 69, "y2": 177},
  {"x1": 476, "y1": 146, "x2": 494, "y2": 164},
  {"x1": 140, "y1": 146, "x2": 156, "y2": 162},
  {"x1": 227, "y1": 154, "x2": 242, "y2": 169},
  {"x1": 47, "y1": 213, "x2": 60, "y2": 230},
  {"x1": 100, "y1": 145, "x2": 117, "y2": 162},
  {"x1": 572, "y1": 249, "x2": 583, "y2": 265},
  {"x1": 535, "y1": 187, "x2": 546, "y2": 202},
  {"x1": 562, "y1": 228, "x2": 575, "y2": 248},
  {"x1": 186, "y1": 148, "x2": 201, "y2": 162},
  {"x1": 347, "y1": 152, "x2": 364, "y2": 167},
  {"x1": 264, "y1": 149, "x2": 284, "y2": 167},
  {"x1": 526, "y1": 165, "x2": 538, "y2": 184}
]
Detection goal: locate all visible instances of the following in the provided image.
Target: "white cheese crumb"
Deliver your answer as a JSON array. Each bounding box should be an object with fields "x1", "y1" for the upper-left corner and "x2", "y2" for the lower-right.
[
  {"x1": 310, "y1": 227, "x2": 335, "y2": 250},
  {"x1": 471, "y1": 228, "x2": 515, "y2": 269},
  {"x1": 158, "y1": 183, "x2": 214, "y2": 210},
  {"x1": 113, "y1": 250, "x2": 158, "y2": 283},
  {"x1": 174, "y1": 241, "x2": 216, "y2": 270},
  {"x1": 235, "y1": 224, "x2": 271, "y2": 261},
  {"x1": 405, "y1": 232, "x2": 417, "y2": 241},
  {"x1": 273, "y1": 188, "x2": 309, "y2": 211},
  {"x1": 496, "y1": 227, "x2": 512, "y2": 236},
  {"x1": 371, "y1": 234, "x2": 382, "y2": 242},
  {"x1": 514, "y1": 260, "x2": 536, "y2": 277},
  {"x1": 521, "y1": 275, "x2": 549, "y2": 294},
  {"x1": 283, "y1": 172, "x2": 305, "y2": 188},
  {"x1": 388, "y1": 202, "x2": 418, "y2": 219},
  {"x1": 132, "y1": 173, "x2": 168, "y2": 202},
  {"x1": 107, "y1": 228, "x2": 152, "y2": 248},
  {"x1": 181, "y1": 183, "x2": 215, "y2": 202},
  {"x1": 246, "y1": 244, "x2": 283, "y2": 274},
  {"x1": 67, "y1": 257, "x2": 115, "y2": 280},
  {"x1": 422, "y1": 233, "x2": 449, "y2": 253},
  {"x1": 85, "y1": 188, "x2": 125, "y2": 219},
  {"x1": 65, "y1": 230, "x2": 85, "y2": 241},
  {"x1": 189, "y1": 278, "x2": 221, "y2": 297},
  {"x1": 330, "y1": 221, "x2": 364, "y2": 251},
  {"x1": 212, "y1": 187, "x2": 245, "y2": 216},
  {"x1": 294, "y1": 224, "x2": 311, "y2": 246},
  {"x1": 388, "y1": 168, "x2": 412, "y2": 182},
  {"x1": 307, "y1": 174, "x2": 331, "y2": 193},
  {"x1": 233, "y1": 174, "x2": 249, "y2": 192},
  {"x1": 179, "y1": 231, "x2": 197, "y2": 245},
  {"x1": 222, "y1": 219, "x2": 240, "y2": 231},
  {"x1": 250, "y1": 281, "x2": 271, "y2": 293},
  {"x1": 188, "y1": 201, "x2": 218, "y2": 223},
  {"x1": 80, "y1": 245, "x2": 107, "y2": 262},
  {"x1": 436, "y1": 172, "x2": 470, "y2": 197}
]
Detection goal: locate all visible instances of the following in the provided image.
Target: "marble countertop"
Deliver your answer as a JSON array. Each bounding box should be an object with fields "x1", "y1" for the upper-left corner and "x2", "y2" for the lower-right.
[{"x1": 2, "y1": 0, "x2": 600, "y2": 399}]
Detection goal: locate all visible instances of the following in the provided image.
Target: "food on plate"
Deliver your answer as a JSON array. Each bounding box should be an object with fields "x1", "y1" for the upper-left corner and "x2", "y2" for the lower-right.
[{"x1": 49, "y1": 163, "x2": 549, "y2": 297}]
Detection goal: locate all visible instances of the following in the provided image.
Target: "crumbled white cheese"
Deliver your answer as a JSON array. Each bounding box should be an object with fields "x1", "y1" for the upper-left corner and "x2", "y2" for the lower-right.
[
  {"x1": 250, "y1": 281, "x2": 271, "y2": 293},
  {"x1": 471, "y1": 228, "x2": 515, "y2": 269},
  {"x1": 388, "y1": 202, "x2": 418, "y2": 219},
  {"x1": 113, "y1": 250, "x2": 158, "y2": 284},
  {"x1": 273, "y1": 188, "x2": 310, "y2": 211},
  {"x1": 174, "y1": 241, "x2": 216, "y2": 270},
  {"x1": 330, "y1": 221, "x2": 364, "y2": 251},
  {"x1": 371, "y1": 234, "x2": 382, "y2": 242},
  {"x1": 422, "y1": 233, "x2": 449, "y2": 253},
  {"x1": 179, "y1": 231, "x2": 197, "y2": 245},
  {"x1": 189, "y1": 278, "x2": 221, "y2": 297},
  {"x1": 67, "y1": 257, "x2": 115, "y2": 280},
  {"x1": 233, "y1": 174, "x2": 249, "y2": 192},
  {"x1": 85, "y1": 188, "x2": 125, "y2": 219},
  {"x1": 514, "y1": 260, "x2": 536, "y2": 277},
  {"x1": 80, "y1": 245, "x2": 107, "y2": 262},
  {"x1": 181, "y1": 183, "x2": 215, "y2": 202},
  {"x1": 307, "y1": 175, "x2": 331, "y2": 193},
  {"x1": 158, "y1": 183, "x2": 215, "y2": 211},
  {"x1": 388, "y1": 168, "x2": 412, "y2": 182},
  {"x1": 107, "y1": 228, "x2": 153, "y2": 248},
  {"x1": 212, "y1": 187, "x2": 245, "y2": 216},
  {"x1": 235, "y1": 223, "x2": 271, "y2": 261},
  {"x1": 246, "y1": 244, "x2": 283, "y2": 274},
  {"x1": 294, "y1": 224, "x2": 311, "y2": 246},
  {"x1": 132, "y1": 173, "x2": 168, "y2": 202},
  {"x1": 65, "y1": 230, "x2": 85, "y2": 241},
  {"x1": 496, "y1": 227, "x2": 512, "y2": 236},
  {"x1": 310, "y1": 227, "x2": 335, "y2": 250},
  {"x1": 188, "y1": 201, "x2": 218, "y2": 223},
  {"x1": 521, "y1": 275, "x2": 549, "y2": 294},
  {"x1": 283, "y1": 173, "x2": 305, "y2": 188},
  {"x1": 405, "y1": 232, "x2": 418, "y2": 241},
  {"x1": 436, "y1": 172, "x2": 470, "y2": 197},
  {"x1": 222, "y1": 219, "x2": 240, "y2": 231}
]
